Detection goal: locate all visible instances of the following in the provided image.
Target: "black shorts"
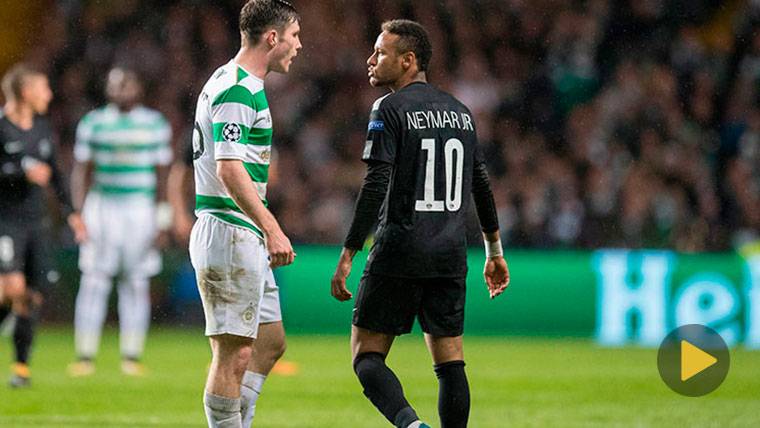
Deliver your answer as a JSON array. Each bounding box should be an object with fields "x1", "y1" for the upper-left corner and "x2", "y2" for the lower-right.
[
  {"x1": 0, "y1": 218, "x2": 57, "y2": 290},
  {"x1": 352, "y1": 273, "x2": 466, "y2": 337}
]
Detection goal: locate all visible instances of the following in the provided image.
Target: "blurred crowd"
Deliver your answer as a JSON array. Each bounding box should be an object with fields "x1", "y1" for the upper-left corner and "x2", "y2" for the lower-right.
[{"x1": 15, "y1": 0, "x2": 760, "y2": 251}]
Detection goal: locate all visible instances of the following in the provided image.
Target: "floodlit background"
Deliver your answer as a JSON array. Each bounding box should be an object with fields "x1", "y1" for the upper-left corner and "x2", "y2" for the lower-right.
[{"x1": 1, "y1": 1, "x2": 760, "y2": 427}]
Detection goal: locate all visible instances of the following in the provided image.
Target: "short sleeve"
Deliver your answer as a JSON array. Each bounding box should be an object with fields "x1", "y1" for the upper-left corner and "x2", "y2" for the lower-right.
[
  {"x1": 74, "y1": 115, "x2": 94, "y2": 162},
  {"x1": 211, "y1": 85, "x2": 257, "y2": 161},
  {"x1": 362, "y1": 97, "x2": 399, "y2": 165}
]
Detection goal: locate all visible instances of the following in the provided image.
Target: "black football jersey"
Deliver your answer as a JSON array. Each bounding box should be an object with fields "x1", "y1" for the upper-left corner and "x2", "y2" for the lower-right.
[
  {"x1": 0, "y1": 109, "x2": 70, "y2": 220},
  {"x1": 362, "y1": 82, "x2": 484, "y2": 278}
]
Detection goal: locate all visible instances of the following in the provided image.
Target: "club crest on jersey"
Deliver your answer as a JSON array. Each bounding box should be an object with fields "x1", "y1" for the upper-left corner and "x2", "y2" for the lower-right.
[
  {"x1": 222, "y1": 123, "x2": 242, "y2": 143},
  {"x1": 368, "y1": 120, "x2": 384, "y2": 131},
  {"x1": 261, "y1": 149, "x2": 271, "y2": 162}
]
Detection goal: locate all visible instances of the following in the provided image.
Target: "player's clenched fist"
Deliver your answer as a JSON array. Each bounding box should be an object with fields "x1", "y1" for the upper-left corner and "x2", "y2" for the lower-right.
[
  {"x1": 23, "y1": 158, "x2": 52, "y2": 186},
  {"x1": 266, "y1": 228, "x2": 296, "y2": 268}
]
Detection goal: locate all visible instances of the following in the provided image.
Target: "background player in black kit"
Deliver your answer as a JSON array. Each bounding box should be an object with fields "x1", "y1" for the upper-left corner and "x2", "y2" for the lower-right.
[
  {"x1": 331, "y1": 20, "x2": 510, "y2": 428},
  {"x1": 0, "y1": 64, "x2": 87, "y2": 387}
]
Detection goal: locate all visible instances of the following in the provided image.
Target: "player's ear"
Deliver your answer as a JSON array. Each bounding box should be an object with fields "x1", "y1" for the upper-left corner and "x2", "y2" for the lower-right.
[
  {"x1": 265, "y1": 30, "x2": 278, "y2": 49},
  {"x1": 401, "y1": 51, "x2": 415, "y2": 70}
]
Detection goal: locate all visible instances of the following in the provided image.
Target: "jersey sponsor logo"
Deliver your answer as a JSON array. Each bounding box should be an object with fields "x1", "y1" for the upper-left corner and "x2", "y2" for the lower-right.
[
  {"x1": 222, "y1": 123, "x2": 242, "y2": 143},
  {"x1": 368, "y1": 120, "x2": 384, "y2": 131},
  {"x1": 4, "y1": 141, "x2": 23, "y2": 154}
]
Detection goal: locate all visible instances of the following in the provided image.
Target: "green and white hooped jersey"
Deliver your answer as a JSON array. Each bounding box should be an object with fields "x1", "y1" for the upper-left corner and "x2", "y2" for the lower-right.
[
  {"x1": 192, "y1": 60, "x2": 272, "y2": 239},
  {"x1": 74, "y1": 105, "x2": 172, "y2": 196}
]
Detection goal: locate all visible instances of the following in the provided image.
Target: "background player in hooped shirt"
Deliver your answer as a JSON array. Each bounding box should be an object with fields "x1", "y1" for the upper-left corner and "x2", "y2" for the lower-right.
[
  {"x1": 0, "y1": 64, "x2": 87, "y2": 388},
  {"x1": 68, "y1": 67, "x2": 173, "y2": 377},
  {"x1": 189, "y1": 0, "x2": 300, "y2": 426},
  {"x1": 331, "y1": 20, "x2": 510, "y2": 428}
]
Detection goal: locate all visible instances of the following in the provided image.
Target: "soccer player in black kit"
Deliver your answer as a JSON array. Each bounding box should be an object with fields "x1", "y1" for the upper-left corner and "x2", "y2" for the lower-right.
[
  {"x1": 331, "y1": 20, "x2": 510, "y2": 428},
  {"x1": 0, "y1": 64, "x2": 86, "y2": 387}
]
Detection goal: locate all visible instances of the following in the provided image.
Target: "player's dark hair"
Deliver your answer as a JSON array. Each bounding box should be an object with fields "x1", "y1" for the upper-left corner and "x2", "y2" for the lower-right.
[
  {"x1": 381, "y1": 19, "x2": 433, "y2": 72},
  {"x1": 1, "y1": 63, "x2": 44, "y2": 101},
  {"x1": 239, "y1": 0, "x2": 300, "y2": 44}
]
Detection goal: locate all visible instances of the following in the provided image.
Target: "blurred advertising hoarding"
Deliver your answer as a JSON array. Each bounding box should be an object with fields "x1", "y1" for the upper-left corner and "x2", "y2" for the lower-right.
[{"x1": 275, "y1": 246, "x2": 760, "y2": 347}]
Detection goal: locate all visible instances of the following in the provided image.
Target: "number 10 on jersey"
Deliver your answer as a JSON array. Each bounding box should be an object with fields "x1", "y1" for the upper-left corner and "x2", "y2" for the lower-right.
[{"x1": 416, "y1": 138, "x2": 464, "y2": 212}]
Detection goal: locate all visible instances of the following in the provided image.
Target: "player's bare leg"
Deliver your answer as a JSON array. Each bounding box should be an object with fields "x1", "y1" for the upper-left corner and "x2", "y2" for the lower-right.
[
  {"x1": 0, "y1": 274, "x2": 23, "y2": 325},
  {"x1": 424, "y1": 334, "x2": 469, "y2": 428},
  {"x1": 0, "y1": 273, "x2": 25, "y2": 306},
  {"x1": 352, "y1": 326, "x2": 427, "y2": 428},
  {"x1": 205, "y1": 334, "x2": 254, "y2": 428},
  {"x1": 240, "y1": 321, "x2": 287, "y2": 427}
]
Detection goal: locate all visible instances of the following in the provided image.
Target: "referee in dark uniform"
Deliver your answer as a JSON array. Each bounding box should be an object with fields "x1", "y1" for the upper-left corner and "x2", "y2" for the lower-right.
[
  {"x1": 331, "y1": 20, "x2": 510, "y2": 428},
  {"x1": 0, "y1": 64, "x2": 86, "y2": 387}
]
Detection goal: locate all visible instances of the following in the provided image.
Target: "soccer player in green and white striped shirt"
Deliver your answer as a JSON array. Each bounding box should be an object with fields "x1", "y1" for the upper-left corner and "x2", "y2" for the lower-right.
[
  {"x1": 68, "y1": 67, "x2": 172, "y2": 378},
  {"x1": 188, "y1": 1, "x2": 300, "y2": 427}
]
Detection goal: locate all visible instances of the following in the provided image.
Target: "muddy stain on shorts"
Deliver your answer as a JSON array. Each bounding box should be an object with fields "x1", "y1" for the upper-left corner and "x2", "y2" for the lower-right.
[
  {"x1": 197, "y1": 267, "x2": 236, "y2": 304},
  {"x1": 231, "y1": 268, "x2": 248, "y2": 281}
]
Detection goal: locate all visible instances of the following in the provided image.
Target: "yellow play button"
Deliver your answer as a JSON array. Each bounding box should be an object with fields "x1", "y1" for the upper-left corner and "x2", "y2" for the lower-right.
[
  {"x1": 680, "y1": 340, "x2": 717, "y2": 381},
  {"x1": 657, "y1": 324, "x2": 730, "y2": 396}
]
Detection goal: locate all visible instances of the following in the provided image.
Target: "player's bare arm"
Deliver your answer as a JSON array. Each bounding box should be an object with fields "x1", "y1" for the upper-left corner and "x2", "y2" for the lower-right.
[
  {"x1": 166, "y1": 161, "x2": 194, "y2": 243},
  {"x1": 331, "y1": 247, "x2": 357, "y2": 301},
  {"x1": 217, "y1": 158, "x2": 295, "y2": 268},
  {"x1": 154, "y1": 164, "x2": 172, "y2": 248},
  {"x1": 69, "y1": 159, "x2": 92, "y2": 243}
]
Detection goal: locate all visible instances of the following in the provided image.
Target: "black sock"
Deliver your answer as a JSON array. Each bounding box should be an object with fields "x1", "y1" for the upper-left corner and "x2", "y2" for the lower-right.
[
  {"x1": 353, "y1": 352, "x2": 418, "y2": 428},
  {"x1": 13, "y1": 315, "x2": 34, "y2": 365},
  {"x1": 434, "y1": 360, "x2": 470, "y2": 428},
  {"x1": 0, "y1": 304, "x2": 10, "y2": 322}
]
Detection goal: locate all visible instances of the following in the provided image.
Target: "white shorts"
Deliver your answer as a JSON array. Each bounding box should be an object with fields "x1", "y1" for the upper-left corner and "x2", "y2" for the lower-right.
[
  {"x1": 189, "y1": 213, "x2": 282, "y2": 339},
  {"x1": 79, "y1": 192, "x2": 161, "y2": 278}
]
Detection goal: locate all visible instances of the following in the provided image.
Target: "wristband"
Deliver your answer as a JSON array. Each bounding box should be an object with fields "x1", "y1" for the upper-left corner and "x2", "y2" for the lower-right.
[
  {"x1": 156, "y1": 201, "x2": 173, "y2": 231},
  {"x1": 485, "y1": 238, "x2": 503, "y2": 259}
]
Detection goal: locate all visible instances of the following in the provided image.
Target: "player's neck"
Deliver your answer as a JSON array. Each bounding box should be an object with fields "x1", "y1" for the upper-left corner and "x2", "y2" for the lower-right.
[
  {"x1": 114, "y1": 102, "x2": 137, "y2": 113},
  {"x1": 234, "y1": 45, "x2": 268, "y2": 81},
  {"x1": 389, "y1": 72, "x2": 426, "y2": 93},
  {"x1": 3, "y1": 100, "x2": 34, "y2": 130}
]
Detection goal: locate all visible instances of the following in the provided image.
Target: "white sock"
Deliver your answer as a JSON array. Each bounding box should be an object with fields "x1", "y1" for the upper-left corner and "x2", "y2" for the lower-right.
[
  {"x1": 117, "y1": 276, "x2": 151, "y2": 359},
  {"x1": 407, "y1": 422, "x2": 423, "y2": 428},
  {"x1": 204, "y1": 391, "x2": 242, "y2": 428},
  {"x1": 240, "y1": 371, "x2": 267, "y2": 427},
  {"x1": 74, "y1": 272, "x2": 113, "y2": 358}
]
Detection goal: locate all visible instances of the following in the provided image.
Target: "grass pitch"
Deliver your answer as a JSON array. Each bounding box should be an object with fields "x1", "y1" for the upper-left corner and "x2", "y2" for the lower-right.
[{"x1": 1, "y1": 327, "x2": 759, "y2": 427}]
